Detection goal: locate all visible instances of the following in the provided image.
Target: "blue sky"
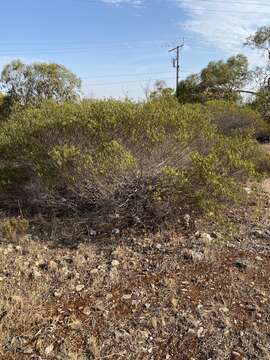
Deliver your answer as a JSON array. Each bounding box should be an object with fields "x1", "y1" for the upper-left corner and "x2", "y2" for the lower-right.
[{"x1": 1, "y1": 0, "x2": 269, "y2": 98}]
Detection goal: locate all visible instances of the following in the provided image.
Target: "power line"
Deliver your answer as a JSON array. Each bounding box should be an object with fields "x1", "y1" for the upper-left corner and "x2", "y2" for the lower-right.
[
  {"x1": 0, "y1": 42, "x2": 176, "y2": 55},
  {"x1": 0, "y1": 38, "x2": 182, "y2": 47},
  {"x1": 0, "y1": 36, "x2": 247, "y2": 55},
  {"x1": 81, "y1": 70, "x2": 178, "y2": 79},
  {"x1": 0, "y1": 45, "x2": 222, "y2": 56},
  {"x1": 0, "y1": 35, "x2": 230, "y2": 54},
  {"x1": 0, "y1": 44, "x2": 169, "y2": 53},
  {"x1": 0, "y1": 33, "x2": 255, "y2": 47},
  {"x1": 82, "y1": 76, "x2": 177, "y2": 86},
  {"x1": 79, "y1": 69, "x2": 194, "y2": 80},
  {"x1": 0, "y1": 37, "x2": 245, "y2": 49}
]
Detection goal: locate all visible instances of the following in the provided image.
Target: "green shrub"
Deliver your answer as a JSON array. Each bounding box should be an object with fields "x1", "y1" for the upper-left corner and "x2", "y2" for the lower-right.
[
  {"x1": 205, "y1": 100, "x2": 270, "y2": 137},
  {"x1": 0, "y1": 98, "x2": 265, "y2": 225},
  {"x1": 252, "y1": 145, "x2": 270, "y2": 175},
  {"x1": 0, "y1": 167, "x2": 27, "y2": 187}
]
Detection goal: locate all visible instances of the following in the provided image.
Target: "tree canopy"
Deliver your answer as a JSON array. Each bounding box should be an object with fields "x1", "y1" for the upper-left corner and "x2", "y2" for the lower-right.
[
  {"x1": 0, "y1": 60, "x2": 81, "y2": 108},
  {"x1": 178, "y1": 55, "x2": 249, "y2": 103},
  {"x1": 147, "y1": 80, "x2": 174, "y2": 100},
  {"x1": 245, "y1": 27, "x2": 270, "y2": 122},
  {"x1": 245, "y1": 26, "x2": 270, "y2": 54}
]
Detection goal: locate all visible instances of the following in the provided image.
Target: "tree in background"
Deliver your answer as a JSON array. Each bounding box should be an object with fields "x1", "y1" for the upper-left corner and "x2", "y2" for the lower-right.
[
  {"x1": 245, "y1": 27, "x2": 270, "y2": 122},
  {"x1": 146, "y1": 80, "x2": 174, "y2": 101},
  {"x1": 0, "y1": 60, "x2": 81, "y2": 111},
  {"x1": 246, "y1": 26, "x2": 270, "y2": 56},
  {"x1": 178, "y1": 55, "x2": 249, "y2": 104}
]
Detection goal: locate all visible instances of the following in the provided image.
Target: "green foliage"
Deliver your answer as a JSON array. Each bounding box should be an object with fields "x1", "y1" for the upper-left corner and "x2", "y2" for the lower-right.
[
  {"x1": 157, "y1": 129, "x2": 259, "y2": 215},
  {"x1": 0, "y1": 60, "x2": 81, "y2": 110},
  {"x1": 245, "y1": 26, "x2": 270, "y2": 51},
  {"x1": 245, "y1": 27, "x2": 270, "y2": 124},
  {"x1": 178, "y1": 55, "x2": 249, "y2": 104},
  {"x1": 0, "y1": 98, "x2": 265, "y2": 222},
  {"x1": 0, "y1": 167, "x2": 27, "y2": 187},
  {"x1": 0, "y1": 93, "x2": 5, "y2": 107},
  {"x1": 147, "y1": 80, "x2": 175, "y2": 100},
  {"x1": 249, "y1": 89, "x2": 270, "y2": 124},
  {"x1": 0, "y1": 92, "x2": 12, "y2": 120},
  {"x1": 205, "y1": 100, "x2": 269, "y2": 137}
]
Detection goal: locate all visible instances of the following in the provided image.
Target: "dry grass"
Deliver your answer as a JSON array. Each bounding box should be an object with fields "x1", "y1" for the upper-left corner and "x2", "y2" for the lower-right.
[
  {"x1": 1, "y1": 200, "x2": 270, "y2": 359},
  {"x1": 261, "y1": 144, "x2": 270, "y2": 154}
]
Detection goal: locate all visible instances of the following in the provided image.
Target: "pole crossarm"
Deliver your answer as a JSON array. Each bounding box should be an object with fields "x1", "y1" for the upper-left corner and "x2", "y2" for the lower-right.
[{"x1": 168, "y1": 42, "x2": 184, "y2": 97}]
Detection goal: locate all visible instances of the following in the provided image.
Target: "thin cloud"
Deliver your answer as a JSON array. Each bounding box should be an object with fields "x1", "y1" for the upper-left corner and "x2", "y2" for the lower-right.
[
  {"x1": 177, "y1": 0, "x2": 270, "y2": 65},
  {"x1": 100, "y1": 0, "x2": 143, "y2": 6}
]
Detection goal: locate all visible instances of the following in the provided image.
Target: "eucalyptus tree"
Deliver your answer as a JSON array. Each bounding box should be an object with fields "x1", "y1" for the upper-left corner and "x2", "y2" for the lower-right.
[
  {"x1": 0, "y1": 60, "x2": 81, "y2": 108},
  {"x1": 178, "y1": 55, "x2": 249, "y2": 103}
]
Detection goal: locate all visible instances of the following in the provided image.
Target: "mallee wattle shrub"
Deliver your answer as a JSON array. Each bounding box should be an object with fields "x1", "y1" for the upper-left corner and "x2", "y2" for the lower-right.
[{"x1": 0, "y1": 98, "x2": 267, "y2": 224}]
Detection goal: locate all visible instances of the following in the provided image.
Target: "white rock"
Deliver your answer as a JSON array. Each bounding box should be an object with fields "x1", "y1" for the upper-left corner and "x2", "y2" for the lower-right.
[
  {"x1": 45, "y1": 344, "x2": 54, "y2": 355},
  {"x1": 134, "y1": 216, "x2": 141, "y2": 223},
  {"x1": 122, "y1": 294, "x2": 132, "y2": 300},
  {"x1": 75, "y1": 284, "x2": 85, "y2": 292},
  {"x1": 221, "y1": 307, "x2": 229, "y2": 313},
  {"x1": 197, "y1": 327, "x2": 204, "y2": 338},
  {"x1": 83, "y1": 307, "x2": 91, "y2": 315},
  {"x1": 111, "y1": 260, "x2": 120, "y2": 267},
  {"x1": 90, "y1": 268, "x2": 99, "y2": 274},
  {"x1": 196, "y1": 232, "x2": 213, "y2": 244},
  {"x1": 54, "y1": 290, "x2": 62, "y2": 297},
  {"x1": 33, "y1": 270, "x2": 42, "y2": 278},
  {"x1": 184, "y1": 214, "x2": 191, "y2": 226}
]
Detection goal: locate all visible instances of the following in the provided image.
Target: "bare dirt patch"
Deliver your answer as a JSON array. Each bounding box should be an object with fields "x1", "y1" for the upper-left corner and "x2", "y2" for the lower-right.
[{"x1": 1, "y1": 211, "x2": 270, "y2": 360}]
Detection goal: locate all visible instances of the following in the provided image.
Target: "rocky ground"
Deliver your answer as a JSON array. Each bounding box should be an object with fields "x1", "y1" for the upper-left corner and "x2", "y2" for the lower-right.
[{"x1": 0, "y1": 190, "x2": 270, "y2": 359}]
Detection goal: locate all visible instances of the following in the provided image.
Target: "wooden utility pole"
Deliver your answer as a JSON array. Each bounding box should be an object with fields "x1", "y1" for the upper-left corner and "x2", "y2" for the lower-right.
[{"x1": 169, "y1": 42, "x2": 184, "y2": 97}]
